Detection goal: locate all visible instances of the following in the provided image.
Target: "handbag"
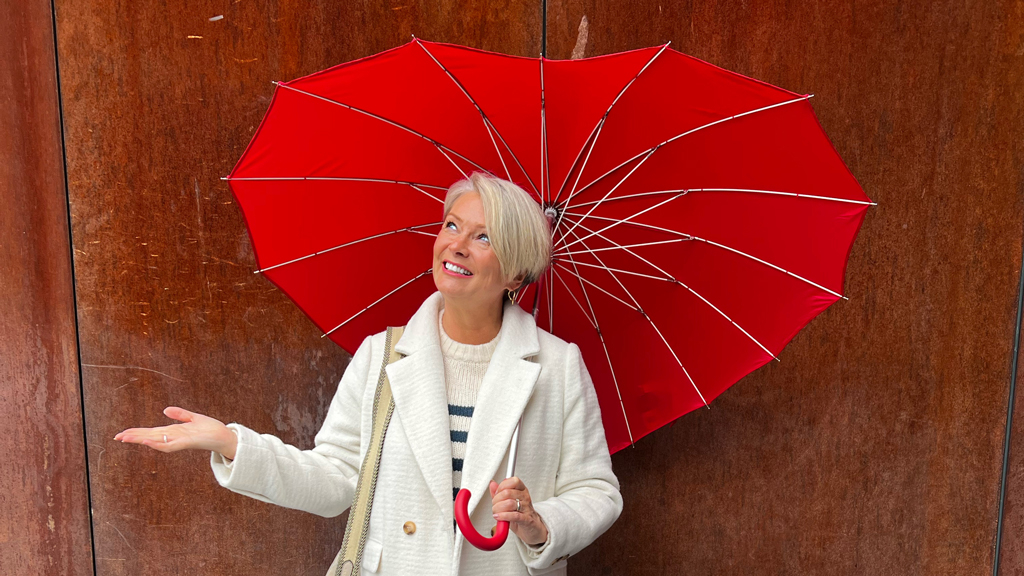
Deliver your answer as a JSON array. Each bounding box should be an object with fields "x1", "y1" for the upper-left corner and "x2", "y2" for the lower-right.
[{"x1": 327, "y1": 325, "x2": 405, "y2": 576}]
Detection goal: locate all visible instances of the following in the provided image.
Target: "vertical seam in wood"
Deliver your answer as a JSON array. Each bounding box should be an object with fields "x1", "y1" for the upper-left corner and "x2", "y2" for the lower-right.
[
  {"x1": 994, "y1": 220, "x2": 1024, "y2": 575},
  {"x1": 49, "y1": 0, "x2": 98, "y2": 573},
  {"x1": 541, "y1": 0, "x2": 546, "y2": 57}
]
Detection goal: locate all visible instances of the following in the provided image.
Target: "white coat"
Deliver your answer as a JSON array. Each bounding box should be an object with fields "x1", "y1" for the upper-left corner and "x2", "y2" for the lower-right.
[{"x1": 210, "y1": 291, "x2": 622, "y2": 575}]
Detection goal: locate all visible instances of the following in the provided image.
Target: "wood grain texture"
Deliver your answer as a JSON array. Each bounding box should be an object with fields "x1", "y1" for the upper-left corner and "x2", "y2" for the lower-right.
[
  {"x1": 0, "y1": 0, "x2": 95, "y2": 574},
  {"x1": 53, "y1": 0, "x2": 539, "y2": 574},
  {"x1": 545, "y1": 2, "x2": 1024, "y2": 575},
  {"x1": 999, "y1": 255, "x2": 1024, "y2": 573}
]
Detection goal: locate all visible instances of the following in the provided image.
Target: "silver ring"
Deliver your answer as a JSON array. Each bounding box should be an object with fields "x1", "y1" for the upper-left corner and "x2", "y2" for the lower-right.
[
  {"x1": 163, "y1": 434, "x2": 168, "y2": 443},
  {"x1": 515, "y1": 499, "x2": 521, "y2": 513}
]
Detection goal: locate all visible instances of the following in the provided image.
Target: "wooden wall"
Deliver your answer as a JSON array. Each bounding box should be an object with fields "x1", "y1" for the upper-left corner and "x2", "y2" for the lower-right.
[
  {"x1": 53, "y1": 0, "x2": 539, "y2": 574},
  {"x1": 7, "y1": 0, "x2": 1022, "y2": 573},
  {"x1": 548, "y1": 2, "x2": 1024, "y2": 575},
  {"x1": 0, "y1": 0, "x2": 94, "y2": 574}
]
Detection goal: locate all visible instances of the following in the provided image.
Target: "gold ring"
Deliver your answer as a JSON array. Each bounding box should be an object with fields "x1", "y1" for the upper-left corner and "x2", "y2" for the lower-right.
[{"x1": 515, "y1": 499, "x2": 521, "y2": 513}]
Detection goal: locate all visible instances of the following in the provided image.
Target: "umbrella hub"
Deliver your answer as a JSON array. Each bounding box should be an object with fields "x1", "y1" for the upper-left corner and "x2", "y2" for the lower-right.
[{"x1": 542, "y1": 204, "x2": 560, "y2": 227}]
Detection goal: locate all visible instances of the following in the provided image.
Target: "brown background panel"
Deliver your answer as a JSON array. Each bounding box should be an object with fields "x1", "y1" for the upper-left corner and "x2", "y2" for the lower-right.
[
  {"x1": 548, "y1": 2, "x2": 1024, "y2": 575},
  {"x1": 54, "y1": 0, "x2": 540, "y2": 574},
  {"x1": 998, "y1": 258, "x2": 1024, "y2": 567},
  {"x1": 0, "y1": 0, "x2": 94, "y2": 574}
]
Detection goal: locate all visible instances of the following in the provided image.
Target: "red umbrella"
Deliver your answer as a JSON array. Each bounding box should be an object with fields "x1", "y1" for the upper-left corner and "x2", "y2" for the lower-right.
[{"x1": 226, "y1": 39, "x2": 872, "y2": 547}]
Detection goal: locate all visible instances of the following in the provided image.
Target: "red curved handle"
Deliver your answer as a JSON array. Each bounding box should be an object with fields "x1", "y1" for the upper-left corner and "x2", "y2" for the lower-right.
[{"x1": 454, "y1": 488, "x2": 508, "y2": 551}]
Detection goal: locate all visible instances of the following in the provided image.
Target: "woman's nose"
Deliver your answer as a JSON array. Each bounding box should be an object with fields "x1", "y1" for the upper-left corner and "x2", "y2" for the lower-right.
[{"x1": 449, "y1": 235, "x2": 469, "y2": 256}]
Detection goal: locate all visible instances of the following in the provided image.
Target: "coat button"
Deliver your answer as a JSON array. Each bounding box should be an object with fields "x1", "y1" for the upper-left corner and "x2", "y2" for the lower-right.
[{"x1": 403, "y1": 521, "x2": 416, "y2": 535}]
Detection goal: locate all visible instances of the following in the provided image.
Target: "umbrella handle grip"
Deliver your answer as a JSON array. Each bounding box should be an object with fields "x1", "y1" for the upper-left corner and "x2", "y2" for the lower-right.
[{"x1": 454, "y1": 488, "x2": 509, "y2": 551}]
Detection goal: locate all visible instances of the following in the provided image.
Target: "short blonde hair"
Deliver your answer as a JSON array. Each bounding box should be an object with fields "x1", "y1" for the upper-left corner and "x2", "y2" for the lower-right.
[{"x1": 444, "y1": 172, "x2": 551, "y2": 290}]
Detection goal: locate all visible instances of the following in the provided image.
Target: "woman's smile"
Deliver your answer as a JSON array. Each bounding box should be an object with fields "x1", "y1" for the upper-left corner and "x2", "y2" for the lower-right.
[{"x1": 442, "y1": 260, "x2": 473, "y2": 277}]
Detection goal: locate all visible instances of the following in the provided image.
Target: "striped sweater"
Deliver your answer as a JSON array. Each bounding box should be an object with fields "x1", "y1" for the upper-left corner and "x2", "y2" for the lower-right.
[{"x1": 438, "y1": 308, "x2": 500, "y2": 507}]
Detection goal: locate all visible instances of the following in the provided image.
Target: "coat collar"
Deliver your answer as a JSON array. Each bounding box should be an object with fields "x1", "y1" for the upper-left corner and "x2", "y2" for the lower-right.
[{"x1": 385, "y1": 291, "x2": 542, "y2": 525}]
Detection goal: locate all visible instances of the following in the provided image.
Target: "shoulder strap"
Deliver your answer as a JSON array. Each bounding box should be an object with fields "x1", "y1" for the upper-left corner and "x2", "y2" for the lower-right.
[{"x1": 329, "y1": 326, "x2": 405, "y2": 576}]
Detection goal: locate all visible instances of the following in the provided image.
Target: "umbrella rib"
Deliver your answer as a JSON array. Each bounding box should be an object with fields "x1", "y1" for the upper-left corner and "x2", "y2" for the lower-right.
[
  {"x1": 568, "y1": 188, "x2": 877, "y2": 209},
  {"x1": 414, "y1": 40, "x2": 542, "y2": 199},
  {"x1": 560, "y1": 214, "x2": 779, "y2": 360},
  {"x1": 555, "y1": 146, "x2": 663, "y2": 250},
  {"x1": 561, "y1": 95, "x2": 812, "y2": 206},
  {"x1": 322, "y1": 268, "x2": 433, "y2": 337},
  {"x1": 255, "y1": 222, "x2": 441, "y2": 274},
  {"x1": 554, "y1": 43, "x2": 670, "y2": 206},
  {"x1": 553, "y1": 254, "x2": 637, "y2": 446},
  {"x1": 555, "y1": 225, "x2": 709, "y2": 408},
  {"x1": 562, "y1": 211, "x2": 846, "y2": 299},
  {"x1": 556, "y1": 192, "x2": 689, "y2": 250},
  {"x1": 553, "y1": 263, "x2": 638, "y2": 313},
  {"x1": 561, "y1": 259, "x2": 675, "y2": 283},
  {"x1": 223, "y1": 176, "x2": 448, "y2": 192},
  {"x1": 273, "y1": 82, "x2": 485, "y2": 179},
  {"x1": 555, "y1": 238, "x2": 690, "y2": 257},
  {"x1": 547, "y1": 266, "x2": 554, "y2": 332},
  {"x1": 550, "y1": 265, "x2": 598, "y2": 329}
]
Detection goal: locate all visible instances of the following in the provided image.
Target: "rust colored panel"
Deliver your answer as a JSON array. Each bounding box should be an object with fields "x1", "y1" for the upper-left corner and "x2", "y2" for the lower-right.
[
  {"x1": 0, "y1": 0, "x2": 94, "y2": 574},
  {"x1": 998, "y1": 273, "x2": 1024, "y2": 571},
  {"x1": 546, "y1": 2, "x2": 1024, "y2": 575},
  {"x1": 54, "y1": 0, "x2": 539, "y2": 574}
]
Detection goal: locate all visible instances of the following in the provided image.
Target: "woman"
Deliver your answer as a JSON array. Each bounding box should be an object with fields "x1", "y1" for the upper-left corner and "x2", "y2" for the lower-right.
[{"x1": 116, "y1": 173, "x2": 622, "y2": 575}]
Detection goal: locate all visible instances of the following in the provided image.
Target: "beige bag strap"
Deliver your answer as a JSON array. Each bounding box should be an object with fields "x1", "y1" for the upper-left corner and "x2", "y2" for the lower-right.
[{"x1": 328, "y1": 326, "x2": 405, "y2": 576}]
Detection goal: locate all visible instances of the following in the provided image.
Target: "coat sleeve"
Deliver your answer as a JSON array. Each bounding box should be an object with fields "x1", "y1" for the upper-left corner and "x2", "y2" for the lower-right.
[
  {"x1": 514, "y1": 342, "x2": 623, "y2": 574},
  {"x1": 208, "y1": 334, "x2": 374, "y2": 518}
]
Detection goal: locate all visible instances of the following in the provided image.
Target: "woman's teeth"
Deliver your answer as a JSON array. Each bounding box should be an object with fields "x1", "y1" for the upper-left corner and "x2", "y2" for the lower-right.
[{"x1": 445, "y1": 262, "x2": 472, "y2": 276}]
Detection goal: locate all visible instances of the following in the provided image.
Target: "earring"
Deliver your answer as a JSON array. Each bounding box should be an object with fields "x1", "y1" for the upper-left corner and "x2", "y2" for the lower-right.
[{"x1": 507, "y1": 289, "x2": 518, "y2": 303}]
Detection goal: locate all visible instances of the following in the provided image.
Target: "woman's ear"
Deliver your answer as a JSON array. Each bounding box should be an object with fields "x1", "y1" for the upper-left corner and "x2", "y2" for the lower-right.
[{"x1": 506, "y1": 272, "x2": 527, "y2": 293}]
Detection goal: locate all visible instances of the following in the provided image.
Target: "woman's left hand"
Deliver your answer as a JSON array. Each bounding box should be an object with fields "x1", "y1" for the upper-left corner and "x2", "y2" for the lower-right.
[{"x1": 490, "y1": 477, "x2": 549, "y2": 546}]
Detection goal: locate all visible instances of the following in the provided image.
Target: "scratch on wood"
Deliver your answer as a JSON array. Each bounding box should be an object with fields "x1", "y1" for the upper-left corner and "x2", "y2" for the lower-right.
[
  {"x1": 106, "y1": 522, "x2": 137, "y2": 552},
  {"x1": 82, "y1": 364, "x2": 184, "y2": 382}
]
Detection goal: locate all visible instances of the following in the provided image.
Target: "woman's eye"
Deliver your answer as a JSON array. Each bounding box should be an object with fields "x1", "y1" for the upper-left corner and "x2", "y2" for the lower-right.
[
  {"x1": 445, "y1": 221, "x2": 456, "y2": 231},
  {"x1": 478, "y1": 234, "x2": 489, "y2": 243}
]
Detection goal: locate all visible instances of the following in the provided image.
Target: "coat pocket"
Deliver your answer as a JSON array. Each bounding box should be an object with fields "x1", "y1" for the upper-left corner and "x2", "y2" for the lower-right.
[{"x1": 361, "y1": 537, "x2": 383, "y2": 573}]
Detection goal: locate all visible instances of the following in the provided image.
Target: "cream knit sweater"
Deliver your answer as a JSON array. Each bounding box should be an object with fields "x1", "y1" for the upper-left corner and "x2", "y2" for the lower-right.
[{"x1": 438, "y1": 308, "x2": 500, "y2": 505}]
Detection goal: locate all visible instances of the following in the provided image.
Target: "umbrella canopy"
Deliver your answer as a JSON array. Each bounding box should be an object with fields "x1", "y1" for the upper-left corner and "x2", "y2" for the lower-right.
[{"x1": 226, "y1": 39, "x2": 872, "y2": 454}]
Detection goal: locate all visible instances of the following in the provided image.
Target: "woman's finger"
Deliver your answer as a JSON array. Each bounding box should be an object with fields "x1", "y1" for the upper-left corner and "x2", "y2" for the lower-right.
[
  {"x1": 163, "y1": 406, "x2": 195, "y2": 423},
  {"x1": 140, "y1": 437, "x2": 182, "y2": 452},
  {"x1": 496, "y1": 476, "x2": 526, "y2": 492},
  {"x1": 493, "y1": 488, "x2": 531, "y2": 505},
  {"x1": 493, "y1": 510, "x2": 530, "y2": 523},
  {"x1": 493, "y1": 497, "x2": 532, "y2": 514}
]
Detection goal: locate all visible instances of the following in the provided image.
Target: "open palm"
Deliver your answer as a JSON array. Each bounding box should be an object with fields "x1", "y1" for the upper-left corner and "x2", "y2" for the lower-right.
[{"x1": 115, "y1": 406, "x2": 238, "y2": 459}]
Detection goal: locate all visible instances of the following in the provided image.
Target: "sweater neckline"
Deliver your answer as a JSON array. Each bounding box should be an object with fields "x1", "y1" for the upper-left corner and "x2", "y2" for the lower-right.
[{"x1": 438, "y1": 309, "x2": 500, "y2": 363}]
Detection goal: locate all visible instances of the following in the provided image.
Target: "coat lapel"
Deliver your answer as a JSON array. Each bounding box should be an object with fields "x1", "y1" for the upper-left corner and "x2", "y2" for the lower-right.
[
  {"x1": 386, "y1": 292, "x2": 453, "y2": 521},
  {"x1": 458, "y1": 300, "x2": 541, "y2": 518},
  {"x1": 385, "y1": 292, "x2": 543, "y2": 528}
]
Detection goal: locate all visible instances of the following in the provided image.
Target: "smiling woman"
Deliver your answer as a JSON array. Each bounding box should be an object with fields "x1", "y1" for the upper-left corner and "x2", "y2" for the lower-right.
[
  {"x1": 114, "y1": 172, "x2": 622, "y2": 576},
  {"x1": 433, "y1": 173, "x2": 552, "y2": 345}
]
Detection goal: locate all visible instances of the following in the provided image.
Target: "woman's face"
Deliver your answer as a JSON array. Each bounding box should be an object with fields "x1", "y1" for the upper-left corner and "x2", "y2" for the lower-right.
[{"x1": 432, "y1": 191, "x2": 517, "y2": 309}]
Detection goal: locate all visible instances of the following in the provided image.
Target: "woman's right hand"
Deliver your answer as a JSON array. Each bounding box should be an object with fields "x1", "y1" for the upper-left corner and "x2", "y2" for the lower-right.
[{"x1": 114, "y1": 407, "x2": 238, "y2": 460}]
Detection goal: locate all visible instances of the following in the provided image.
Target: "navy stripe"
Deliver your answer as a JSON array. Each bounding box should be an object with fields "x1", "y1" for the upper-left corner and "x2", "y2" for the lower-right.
[
  {"x1": 453, "y1": 487, "x2": 460, "y2": 500},
  {"x1": 452, "y1": 458, "x2": 464, "y2": 471},
  {"x1": 448, "y1": 404, "x2": 474, "y2": 417},
  {"x1": 450, "y1": 430, "x2": 468, "y2": 443}
]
